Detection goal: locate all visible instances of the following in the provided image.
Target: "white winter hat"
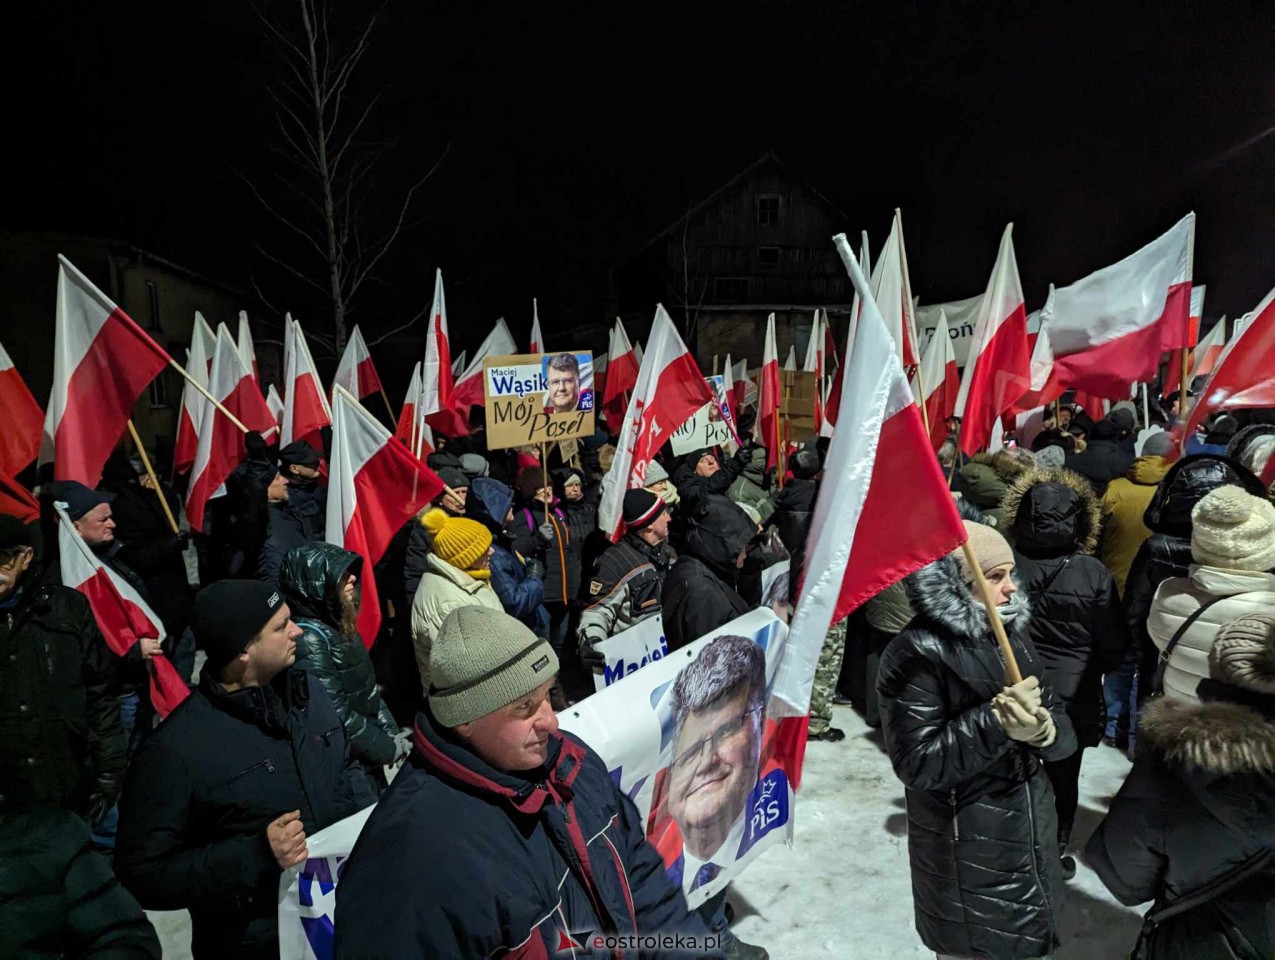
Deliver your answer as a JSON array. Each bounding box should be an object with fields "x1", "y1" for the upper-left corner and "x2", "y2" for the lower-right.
[{"x1": 1190, "y1": 485, "x2": 1275, "y2": 571}]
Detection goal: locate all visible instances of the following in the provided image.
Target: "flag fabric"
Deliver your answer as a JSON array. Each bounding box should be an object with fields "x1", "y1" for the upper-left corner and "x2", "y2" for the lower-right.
[
  {"x1": 869, "y1": 211, "x2": 920, "y2": 367},
  {"x1": 173, "y1": 313, "x2": 218, "y2": 476},
  {"x1": 55, "y1": 502, "x2": 188, "y2": 717},
  {"x1": 601, "y1": 318, "x2": 640, "y2": 435},
  {"x1": 450, "y1": 350, "x2": 466, "y2": 376},
  {"x1": 1188, "y1": 318, "x2": 1227, "y2": 383},
  {"x1": 803, "y1": 311, "x2": 824, "y2": 434},
  {"x1": 912, "y1": 309, "x2": 959, "y2": 450},
  {"x1": 529, "y1": 299, "x2": 544, "y2": 353},
  {"x1": 826, "y1": 242, "x2": 871, "y2": 431},
  {"x1": 281, "y1": 318, "x2": 332, "y2": 448},
  {"x1": 186, "y1": 325, "x2": 276, "y2": 532},
  {"x1": 782, "y1": 234, "x2": 968, "y2": 720},
  {"x1": 394, "y1": 361, "x2": 422, "y2": 446},
  {"x1": 0, "y1": 337, "x2": 44, "y2": 477},
  {"x1": 328, "y1": 386, "x2": 444, "y2": 645},
  {"x1": 1009, "y1": 290, "x2": 1067, "y2": 414},
  {"x1": 0, "y1": 473, "x2": 39, "y2": 525},
  {"x1": 238, "y1": 311, "x2": 261, "y2": 387},
  {"x1": 1045, "y1": 213, "x2": 1195, "y2": 398},
  {"x1": 266, "y1": 383, "x2": 285, "y2": 429},
  {"x1": 783, "y1": 344, "x2": 797, "y2": 372},
  {"x1": 722, "y1": 351, "x2": 737, "y2": 422},
  {"x1": 755, "y1": 313, "x2": 783, "y2": 470},
  {"x1": 1163, "y1": 284, "x2": 1209, "y2": 397},
  {"x1": 40, "y1": 256, "x2": 172, "y2": 487},
  {"x1": 1179, "y1": 286, "x2": 1275, "y2": 451},
  {"x1": 421, "y1": 268, "x2": 454, "y2": 424},
  {"x1": 954, "y1": 225, "x2": 1031, "y2": 456},
  {"x1": 333, "y1": 325, "x2": 384, "y2": 403},
  {"x1": 597, "y1": 306, "x2": 716, "y2": 541},
  {"x1": 426, "y1": 318, "x2": 517, "y2": 439}
]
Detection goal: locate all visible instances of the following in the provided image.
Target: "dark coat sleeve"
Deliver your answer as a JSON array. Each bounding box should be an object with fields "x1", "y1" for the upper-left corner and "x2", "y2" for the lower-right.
[
  {"x1": 1085, "y1": 759, "x2": 1169, "y2": 906},
  {"x1": 402, "y1": 521, "x2": 432, "y2": 604},
  {"x1": 1091, "y1": 570, "x2": 1132, "y2": 673},
  {"x1": 78, "y1": 603, "x2": 127, "y2": 784},
  {"x1": 295, "y1": 626, "x2": 398, "y2": 768},
  {"x1": 489, "y1": 550, "x2": 546, "y2": 619},
  {"x1": 1032, "y1": 659, "x2": 1078, "y2": 763},
  {"x1": 60, "y1": 815, "x2": 163, "y2": 959}
]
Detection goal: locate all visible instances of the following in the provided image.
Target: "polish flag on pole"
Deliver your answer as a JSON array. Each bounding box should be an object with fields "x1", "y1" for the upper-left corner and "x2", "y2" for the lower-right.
[
  {"x1": 281, "y1": 317, "x2": 332, "y2": 448},
  {"x1": 721, "y1": 351, "x2": 737, "y2": 423},
  {"x1": 328, "y1": 385, "x2": 444, "y2": 645},
  {"x1": 55, "y1": 503, "x2": 189, "y2": 717},
  {"x1": 783, "y1": 344, "x2": 797, "y2": 372},
  {"x1": 238, "y1": 311, "x2": 261, "y2": 387},
  {"x1": 173, "y1": 313, "x2": 217, "y2": 475},
  {"x1": 777, "y1": 235, "x2": 967, "y2": 722},
  {"x1": 0, "y1": 337, "x2": 44, "y2": 477},
  {"x1": 40, "y1": 256, "x2": 172, "y2": 487},
  {"x1": 954, "y1": 225, "x2": 1031, "y2": 456},
  {"x1": 530, "y1": 299, "x2": 544, "y2": 354},
  {"x1": 450, "y1": 350, "x2": 466, "y2": 376},
  {"x1": 598, "y1": 306, "x2": 717, "y2": 541},
  {"x1": 1179, "y1": 286, "x2": 1275, "y2": 453},
  {"x1": 186, "y1": 325, "x2": 274, "y2": 532},
  {"x1": 755, "y1": 313, "x2": 783, "y2": 470},
  {"x1": 911, "y1": 309, "x2": 959, "y2": 450},
  {"x1": 426, "y1": 318, "x2": 516, "y2": 439},
  {"x1": 421, "y1": 269, "x2": 454, "y2": 423},
  {"x1": 601, "y1": 318, "x2": 640, "y2": 434},
  {"x1": 1045, "y1": 213, "x2": 1195, "y2": 397},
  {"x1": 826, "y1": 242, "x2": 871, "y2": 431},
  {"x1": 803, "y1": 310, "x2": 824, "y2": 434},
  {"x1": 266, "y1": 383, "x2": 285, "y2": 429},
  {"x1": 333, "y1": 325, "x2": 384, "y2": 403},
  {"x1": 870, "y1": 211, "x2": 920, "y2": 367},
  {"x1": 1163, "y1": 285, "x2": 1209, "y2": 398},
  {"x1": 1188, "y1": 318, "x2": 1228, "y2": 383},
  {"x1": 1009, "y1": 289, "x2": 1067, "y2": 414},
  {"x1": 394, "y1": 361, "x2": 422, "y2": 446}
]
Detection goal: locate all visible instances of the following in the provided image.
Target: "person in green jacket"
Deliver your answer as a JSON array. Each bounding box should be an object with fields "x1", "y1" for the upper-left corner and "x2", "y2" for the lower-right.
[{"x1": 727, "y1": 446, "x2": 775, "y2": 524}]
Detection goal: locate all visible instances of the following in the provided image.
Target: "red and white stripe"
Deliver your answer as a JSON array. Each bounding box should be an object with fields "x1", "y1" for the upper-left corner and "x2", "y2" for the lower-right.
[
  {"x1": 266, "y1": 383, "x2": 285, "y2": 429},
  {"x1": 802, "y1": 310, "x2": 824, "y2": 434},
  {"x1": 40, "y1": 256, "x2": 172, "y2": 486},
  {"x1": 426, "y1": 318, "x2": 516, "y2": 439},
  {"x1": 601, "y1": 317, "x2": 639, "y2": 435},
  {"x1": 529, "y1": 299, "x2": 544, "y2": 354},
  {"x1": 1189, "y1": 318, "x2": 1228, "y2": 383},
  {"x1": 237, "y1": 311, "x2": 261, "y2": 387},
  {"x1": 55, "y1": 502, "x2": 188, "y2": 717},
  {"x1": 281, "y1": 317, "x2": 332, "y2": 447},
  {"x1": 954, "y1": 225, "x2": 1031, "y2": 456},
  {"x1": 1163, "y1": 284, "x2": 1208, "y2": 397},
  {"x1": 597, "y1": 305, "x2": 716, "y2": 541},
  {"x1": 0, "y1": 336, "x2": 44, "y2": 477},
  {"x1": 421, "y1": 268, "x2": 454, "y2": 422},
  {"x1": 328, "y1": 385, "x2": 444, "y2": 645},
  {"x1": 333, "y1": 324, "x2": 384, "y2": 403},
  {"x1": 1047, "y1": 213, "x2": 1195, "y2": 397},
  {"x1": 755, "y1": 313, "x2": 783, "y2": 469},
  {"x1": 186, "y1": 324, "x2": 276, "y2": 531},
  {"x1": 911, "y1": 309, "x2": 959, "y2": 450},
  {"x1": 869, "y1": 210, "x2": 921, "y2": 367},
  {"x1": 394, "y1": 361, "x2": 422, "y2": 447},
  {"x1": 173, "y1": 312, "x2": 217, "y2": 476}
]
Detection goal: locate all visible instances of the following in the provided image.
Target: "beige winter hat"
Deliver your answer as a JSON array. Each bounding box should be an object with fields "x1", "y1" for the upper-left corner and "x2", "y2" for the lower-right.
[
  {"x1": 1210, "y1": 612, "x2": 1275, "y2": 695},
  {"x1": 1190, "y1": 485, "x2": 1275, "y2": 571},
  {"x1": 954, "y1": 520, "x2": 1015, "y2": 584}
]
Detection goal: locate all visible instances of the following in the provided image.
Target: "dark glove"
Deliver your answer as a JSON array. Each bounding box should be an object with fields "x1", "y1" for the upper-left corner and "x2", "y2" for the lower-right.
[
  {"x1": 579, "y1": 638, "x2": 606, "y2": 674},
  {"x1": 86, "y1": 773, "x2": 119, "y2": 824},
  {"x1": 524, "y1": 558, "x2": 546, "y2": 581},
  {"x1": 537, "y1": 522, "x2": 555, "y2": 544}
]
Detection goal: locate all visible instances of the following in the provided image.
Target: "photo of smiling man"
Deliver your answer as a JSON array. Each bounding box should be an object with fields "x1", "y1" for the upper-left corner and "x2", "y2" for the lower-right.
[{"x1": 542, "y1": 352, "x2": 592, "y2": 414}]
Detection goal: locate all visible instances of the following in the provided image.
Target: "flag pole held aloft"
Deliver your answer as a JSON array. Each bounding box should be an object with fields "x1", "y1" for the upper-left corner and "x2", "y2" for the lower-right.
[
  {"x1": 127, "y1": 419, "x2": 180, "y2": 536},
  {"x1": 959, "y1": 539, "x2": 1023, "y2": 685},
  {"x1": 167, "y1": 358, "x2": 248, "y2": 432}
]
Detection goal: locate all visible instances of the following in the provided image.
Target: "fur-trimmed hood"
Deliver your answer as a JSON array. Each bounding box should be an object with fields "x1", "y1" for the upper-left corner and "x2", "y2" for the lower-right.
[
  {"x1": 1140, "y1": 695, "x2": 1275, "y2": 776},
  {"x1": 1001, "y1": 466, "x2": 1101, "y2": 557},
  {"x1": 905, "y1": 553, "x2": 1031, "y2": 644}
]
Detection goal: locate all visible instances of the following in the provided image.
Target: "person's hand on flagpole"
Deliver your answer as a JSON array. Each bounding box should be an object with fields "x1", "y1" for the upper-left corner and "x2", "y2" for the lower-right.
[{"x1": 139, "y1": 636, "x2": 164, "y2": 659}]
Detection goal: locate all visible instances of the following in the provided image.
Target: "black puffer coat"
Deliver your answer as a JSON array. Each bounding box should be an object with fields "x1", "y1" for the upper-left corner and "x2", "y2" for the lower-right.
[
  {"x1": 1086, "y1": 691, "x2": 1275, "y2": 959},
  {"x1": 877, "y1": 557, "x2": 1076, "y2": 960},
  {"x1": 1003, "y1": 468, "x2": 1129, "y2": 745},
  {"x1": 279, "y1": 543, "x2": 400, "y2": 772},
  {"x1": 768, "y1": 477, "x2": 817, "y2": 557},
  {"x1": 1123, "y1": 455, "x2": 1266, "y2": 693},
  {"x1": 661, "y1": 495, "x2": 754, "y2": 651},
  {"x1": 255, "y1": 501, "x2": 310, "y2": 588},
  {"x1": 670, "y1": 444, "x2": 749, "y2": 512},
  {"x1": 1063, "y1": 421, "x2": 1135, "y2": 494}
]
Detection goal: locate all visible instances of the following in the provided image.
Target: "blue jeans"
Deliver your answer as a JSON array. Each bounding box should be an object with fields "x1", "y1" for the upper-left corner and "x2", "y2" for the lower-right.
[
  {"x1": 696, "y1": 889, "x2": 734, "y2": 945},
  {"x1": 1103, "y1": 655, "x2": 1139, "y2": 742},
  {"x1": 91, "y1": 691, "x2": 140, "y2": 851}
]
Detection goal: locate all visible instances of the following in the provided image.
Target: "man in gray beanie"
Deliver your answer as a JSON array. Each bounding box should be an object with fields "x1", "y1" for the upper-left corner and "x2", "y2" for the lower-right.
[{"x1": 335, "y1": 605, "x2": 720, "y2": 958}]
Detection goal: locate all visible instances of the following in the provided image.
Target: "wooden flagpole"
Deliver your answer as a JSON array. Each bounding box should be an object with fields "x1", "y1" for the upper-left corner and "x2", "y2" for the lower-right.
[
  {"x1": 960, "y1": 539, "x2": 1023, "y2": 684},
  {"x1": 1177, "y1": 347, "x2": 1190, "y2": 415},
  {"x1": 166, "y1": 359, "x2": 248, "y2": 433},
  {"x1": 126, "y1": 420, "x2": 180, "y2": 535},
  {"x1": 378, "y1": 385, "x2": 396, "y2": 424},
  {"x1": 540, "y1": 444, "x2": 550, "y2": 524}
]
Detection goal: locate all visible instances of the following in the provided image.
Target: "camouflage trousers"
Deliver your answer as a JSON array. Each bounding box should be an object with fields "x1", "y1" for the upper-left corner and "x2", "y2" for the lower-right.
[{"x1": 808, "y1": 618, "x2": 847, "y2": 734}]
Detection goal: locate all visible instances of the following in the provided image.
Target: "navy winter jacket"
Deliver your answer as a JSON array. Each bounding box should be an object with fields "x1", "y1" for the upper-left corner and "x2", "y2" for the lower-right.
[{"x1": 466, "y1": 478, "x2": 550, "y2": 637}]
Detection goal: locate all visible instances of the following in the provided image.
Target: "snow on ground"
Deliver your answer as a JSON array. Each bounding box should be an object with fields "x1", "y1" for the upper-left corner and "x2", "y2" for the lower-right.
[{"x1": 147, "y1": 703, "x2": 1144, "y2": 959}]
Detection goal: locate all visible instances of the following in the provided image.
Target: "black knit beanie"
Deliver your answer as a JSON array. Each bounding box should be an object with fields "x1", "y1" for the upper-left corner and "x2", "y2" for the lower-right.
[{"x1": 192, "y1": 580, "x2": 286, "y2": 671}]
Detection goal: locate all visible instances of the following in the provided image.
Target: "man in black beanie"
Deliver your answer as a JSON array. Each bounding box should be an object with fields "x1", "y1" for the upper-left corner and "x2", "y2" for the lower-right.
[
  {"x1": 279, "y1": 439, "x2": 326, "y2": 540},
  {"x1": 116, "y1": 579, "x2": 373, "y2": 960}
]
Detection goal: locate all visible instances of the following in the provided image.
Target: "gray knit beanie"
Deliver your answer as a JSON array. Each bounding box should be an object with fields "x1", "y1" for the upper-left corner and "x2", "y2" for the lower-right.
[
  {"x1": 429, "y1": 606, "x2": 559, "y2": 727},
  {"x1": 1210, "y1": 612, "x2": 1275, "y2": 695}
]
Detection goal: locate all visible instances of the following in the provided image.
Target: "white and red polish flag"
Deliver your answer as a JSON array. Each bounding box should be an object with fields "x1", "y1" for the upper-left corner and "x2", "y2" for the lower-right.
[
  {"x1": 825, "y1": 242, "x2": 870, "y2": 431},
  {"x1": 55, "y1": 502, "x2": 189, "y2": 717},
  {"x1": 420, "y1": 268, "x2": 454, "y2": 426},
  {"x1": 529, "y1": 299, "x2": 544, "y2": 353},
  {"x1": 0, "y1": 337, "x2": 44, "y2": 477},
  {"x1": 598, "y1": 305, "x2": 717, "y2": 541},
  {"x1": 1178, "y1": 286, "x2": 1275, "y2": 455},
  {"x1": 280, "y1": 317, "x2": 332, "y2": 448},
  {"x1": 1009, "y1": 288, "x2": 1067, "y2": 414},
  {"x1": 328, "y1": 385, "x2": 444, "y2": 645},
  {"x1": 237, "y1": 311, "x2": 261, "y2": 387},
  {"x1": 450, "y1": 350, "x2": 467, "y2": 376},
  {"x1": 777, "y1": 235, "x2": 967, "y2": 721},
  {"x1": 1163, "y1": 284, "x2": 1207, "y2": 397},
  {"x1": 186, "y1": 325, "x2": 276, "y2": 532},
  {"x1": 732, "y1": 358, "x2": 750, "y2": 413},
  {"x1": 912, "y1": 309, "x2": 960, "y2": 450},
  {"x1": 601, "y1": 317, "x2": 640, "y2": 434},
  {"x1": 426, "y1": 318, "x2": 516, "y2": 439},
  {"x1": 332, "y1": 325, "x2": 384, "y2": 404},
  {"x1": 722, "y1": 351, "x2": 737, "y2": 421},
  {"x1": 954, "y1": 224, "x2": 1031, "y2": 456},
  {"x1": 1188, "y1": 317, "x2": 1228, "y2": 383},
  {"x1": 803, "y1": 310, "x2": 824, "y2": 434},
  {"x1": 870, "y1": 210, "x2": 921, "y2": 367},
  {"x1": 393, "y1": 361, "x2": 422, "y2": 446},
  {"x1": 40, "y1": 256, "x2": 172, "y2": 487},
  {"x1": 266, "y1": 383, "x2": 285, "y2": 429},
  {"x1": 1046, "y1": 213, "x2": 1195, "y2": 397},
  {"x1": 173, "y1": 312, "x2": 218, "y2": 476},
  {"x1": 783, "y1": 344, "x2": 798, "y2": 372},
  {"x1": 755, "y1": 313, "x2": 783, "y2": 469}
]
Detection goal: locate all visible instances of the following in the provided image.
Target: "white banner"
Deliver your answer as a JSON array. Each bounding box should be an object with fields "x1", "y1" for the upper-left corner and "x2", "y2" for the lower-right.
[
  {"x1": 593, "y1": 614, "x2": 669, "y2": 692},
  {"x1": 670, "y1": 375, "x2": 736, "y2": 455}
]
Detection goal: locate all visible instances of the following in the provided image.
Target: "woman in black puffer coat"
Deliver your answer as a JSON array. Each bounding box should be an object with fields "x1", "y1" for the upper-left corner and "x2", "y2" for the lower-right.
[
  {"x1": 877, "y1": 523, "x2": 1077, "y2": 960},
  {"x1": 1002, "y1": 466, "x2": 1129, "y2": 870}
]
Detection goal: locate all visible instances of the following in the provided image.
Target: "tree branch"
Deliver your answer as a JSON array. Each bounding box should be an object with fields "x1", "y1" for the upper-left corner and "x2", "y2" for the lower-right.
[
  {"x1": 253, "y1": 242, "x2": 331, "y2": 296},
  {"x1": 366, "y1": 303, "x2": 430, "y2": 347}
]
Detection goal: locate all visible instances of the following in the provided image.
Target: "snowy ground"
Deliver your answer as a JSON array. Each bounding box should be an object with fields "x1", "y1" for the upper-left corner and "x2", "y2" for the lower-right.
[{"x1": 146, "y1": 703, "x2": 1143, "y2": 959}]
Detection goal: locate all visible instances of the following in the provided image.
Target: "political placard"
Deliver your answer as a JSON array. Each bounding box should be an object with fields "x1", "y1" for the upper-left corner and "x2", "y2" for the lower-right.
[
  {"x1": 484, "y1": 351, "x2": 595, "y2": 448},
  {"x1": 670, "y1": 375, "x2": 738, "y2": 455},
  {"x1": 593, "y1": 614, "x2": 669, "y2": 692}
]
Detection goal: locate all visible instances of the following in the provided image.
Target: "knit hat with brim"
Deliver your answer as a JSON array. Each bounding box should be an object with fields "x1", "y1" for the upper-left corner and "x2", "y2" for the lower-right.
[
  {"x1": 1211, "y1": 613, "x2": 1275, "y2": 695},
  {"x1": 430, "y1": 606, "x2": 559, "y2": 726},
  {"x1": 422, "y1": 509, "x2": 492, "y2": 571},
  {"x1": 953, "y1": 520, "x2": 1015, "y2": 584},
  {"x1": 1190, "y1": 485, "x2": 1275, "y2": 571}
]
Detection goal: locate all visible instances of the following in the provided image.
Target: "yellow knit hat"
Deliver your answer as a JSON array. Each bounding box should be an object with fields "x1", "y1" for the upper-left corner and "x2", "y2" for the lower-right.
[{"x1": 421, "y1": 509, "x2": 492, "y2": 571}]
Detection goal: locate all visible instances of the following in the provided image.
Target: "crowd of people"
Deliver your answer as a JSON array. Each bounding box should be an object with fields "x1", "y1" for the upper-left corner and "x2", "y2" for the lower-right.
[{"x1": 3, "y1": 385, "x2": 1274, "y2": 959}]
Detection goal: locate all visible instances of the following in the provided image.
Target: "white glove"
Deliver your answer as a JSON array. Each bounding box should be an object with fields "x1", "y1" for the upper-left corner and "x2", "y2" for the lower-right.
[
  {"x1": 393, "y1": 731, "x2": 413, "y2": 763},
  {"x1": 992, "y1": 696, "x2": 1055, "y2": 747},
  {"x1": 1001, "y1": 675, "x2": 1042, "y2": 714}
]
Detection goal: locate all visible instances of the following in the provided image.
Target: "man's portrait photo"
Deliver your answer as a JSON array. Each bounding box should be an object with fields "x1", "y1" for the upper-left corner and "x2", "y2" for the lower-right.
[{"x1": 543, "y1": 352, "x2": 582, "y2": 414}]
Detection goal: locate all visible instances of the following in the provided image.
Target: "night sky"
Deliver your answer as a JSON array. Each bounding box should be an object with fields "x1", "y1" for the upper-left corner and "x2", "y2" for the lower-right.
[{"x1": 6, "y1": 2, "x2": 1274, "y2": 374}]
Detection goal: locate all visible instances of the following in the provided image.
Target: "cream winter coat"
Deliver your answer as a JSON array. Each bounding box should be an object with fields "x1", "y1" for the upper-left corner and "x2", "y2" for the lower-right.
[
  {"x1": 1148, "y1": 565, "x2": 1275, "y2": 702},
  {"x1": 410, "y1": 553, "x2": 503, "y2": 690}
]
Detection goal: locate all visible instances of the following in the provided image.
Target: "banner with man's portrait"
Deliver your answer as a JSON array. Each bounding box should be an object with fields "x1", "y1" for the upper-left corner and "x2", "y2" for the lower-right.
[{"x1": 483, "y1": 351, "x2": 595, "y2": 448}]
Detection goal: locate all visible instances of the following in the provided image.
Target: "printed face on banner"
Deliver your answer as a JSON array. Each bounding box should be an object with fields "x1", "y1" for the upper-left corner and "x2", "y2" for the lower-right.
[{"x1": 483, "y1": 352, "x2": 595, "y2": 449}]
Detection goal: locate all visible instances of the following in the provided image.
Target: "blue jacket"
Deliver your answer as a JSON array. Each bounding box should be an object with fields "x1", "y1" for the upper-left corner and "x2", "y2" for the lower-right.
[
  {"x1": 333, "y1": 711, "x2": 713, "y2": 959},
  {"x1": 466, "y1": 477, "x2": 550, "y2": 638}
]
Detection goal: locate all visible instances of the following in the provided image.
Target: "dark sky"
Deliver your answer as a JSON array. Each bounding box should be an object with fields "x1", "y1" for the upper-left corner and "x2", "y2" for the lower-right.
[{"x1": 7, "y1": 1, "x2": 1274, "y2": 372}]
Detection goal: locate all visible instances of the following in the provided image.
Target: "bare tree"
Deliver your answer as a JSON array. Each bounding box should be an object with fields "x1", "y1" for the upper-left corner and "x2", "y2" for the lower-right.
[{"x1": 249, "y1": 0, "x2": 448, "y2": 351}]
